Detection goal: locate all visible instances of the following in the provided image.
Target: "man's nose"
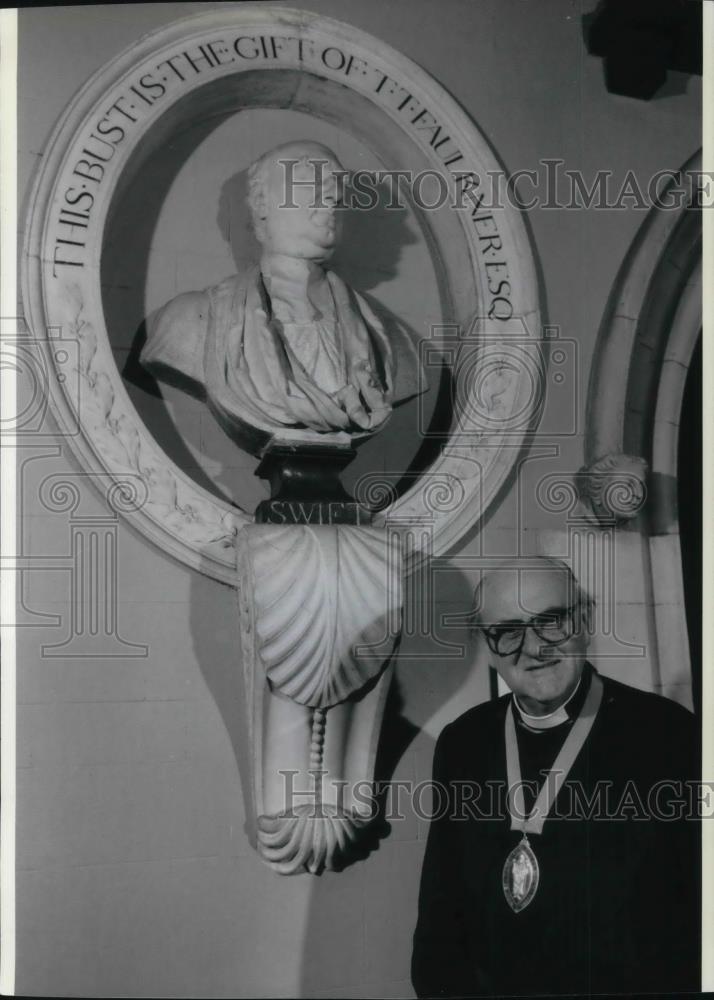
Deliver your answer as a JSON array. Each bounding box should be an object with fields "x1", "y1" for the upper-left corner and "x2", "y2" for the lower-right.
[{"x1": 521, "y1": 627, "x2": 545, "y2": 659}]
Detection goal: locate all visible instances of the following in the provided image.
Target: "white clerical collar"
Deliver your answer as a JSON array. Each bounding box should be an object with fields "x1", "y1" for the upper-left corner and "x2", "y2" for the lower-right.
[{"x1": 513, "y1": 675, "x2": 583, "y2": 731}]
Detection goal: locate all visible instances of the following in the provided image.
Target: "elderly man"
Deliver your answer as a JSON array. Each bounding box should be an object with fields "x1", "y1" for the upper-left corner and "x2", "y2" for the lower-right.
[
  {"x1": 412, "y1": 556, "x2": 699, "y2": 997},
  {"x1": 140, "y1": 140, "x2": 421, "y2": 454}
]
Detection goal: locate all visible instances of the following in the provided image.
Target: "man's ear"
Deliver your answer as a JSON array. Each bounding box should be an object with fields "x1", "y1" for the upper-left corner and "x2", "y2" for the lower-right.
[{"x1": 472, "y1": 627, "x2": 493, "y2": 668}]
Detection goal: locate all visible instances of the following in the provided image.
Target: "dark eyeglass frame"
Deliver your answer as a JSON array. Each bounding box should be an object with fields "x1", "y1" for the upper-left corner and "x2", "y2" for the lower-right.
[{"x1": 481, "y1": 602, "x2": 582, "y2": 658}]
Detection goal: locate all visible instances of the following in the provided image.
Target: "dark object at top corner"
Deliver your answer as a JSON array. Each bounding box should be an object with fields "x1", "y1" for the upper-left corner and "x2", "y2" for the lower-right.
[{"x1": 584, "y1": 0, "x2": 702, "y2": 100}]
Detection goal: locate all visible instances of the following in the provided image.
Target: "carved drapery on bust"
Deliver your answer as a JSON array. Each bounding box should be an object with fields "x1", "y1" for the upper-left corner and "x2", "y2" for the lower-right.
[{"x1": 140, "y1": 141, "x2": 423, "y2": 454}]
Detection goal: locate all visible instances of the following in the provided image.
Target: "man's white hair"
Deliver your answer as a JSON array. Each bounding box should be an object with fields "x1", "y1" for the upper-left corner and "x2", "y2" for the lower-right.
[{"x1": 471, "y1": 555, "x2": 594, "y2": 627}]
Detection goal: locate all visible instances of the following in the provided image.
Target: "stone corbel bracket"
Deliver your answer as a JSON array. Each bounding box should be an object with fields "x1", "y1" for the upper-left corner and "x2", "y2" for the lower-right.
[
  {"x1": 575, "y1": 453, "x2": 649, "y2": 526},
  {"x1": 237, "y1": 523, "x2": 402, "y2": 874}
]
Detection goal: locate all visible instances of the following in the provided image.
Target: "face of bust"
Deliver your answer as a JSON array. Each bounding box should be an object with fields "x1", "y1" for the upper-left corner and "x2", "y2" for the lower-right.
[
  {"x1": 259, "y1": 155, "x2": 343, "y2": 261},
  {"x1": 478, "y1": 566, "x2": 590, "y2": 716}
]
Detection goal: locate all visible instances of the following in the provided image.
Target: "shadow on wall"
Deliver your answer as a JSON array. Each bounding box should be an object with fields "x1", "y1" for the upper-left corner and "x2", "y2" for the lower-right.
[
  {"x1": 187, "y1": 566, "x2": 257, "y2": 850},
  {"x1": 297, "y1": 563, "x2": 479, "y2": 999},
  {"x1": 104, "y1": 115, "x2": 234, "y2": 500},
  {"x1": 182, "y1": 539, "x2": 477, "y2": 997}
]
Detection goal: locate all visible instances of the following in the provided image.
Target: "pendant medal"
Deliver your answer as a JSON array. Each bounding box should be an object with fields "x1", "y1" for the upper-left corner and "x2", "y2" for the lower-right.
[
  {"x1": 502, "y1": 834, "x2": 539, "y2": 913},
  {"x1": 501, "y1": 672, "x2": 604, "y2": 915}
]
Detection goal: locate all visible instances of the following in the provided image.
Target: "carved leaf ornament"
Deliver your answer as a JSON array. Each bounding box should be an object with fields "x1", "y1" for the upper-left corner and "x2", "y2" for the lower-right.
[{"x1": 63, "y1": 286, "x2": 236, "y2": 549}]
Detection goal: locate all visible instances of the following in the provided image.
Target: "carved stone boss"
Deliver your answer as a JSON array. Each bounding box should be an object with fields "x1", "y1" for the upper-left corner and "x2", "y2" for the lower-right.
[
  {"x1": 576, "y1": 454, "x2": 648, "y2": 526},
  {"x1": 22, "y1": 7, "x2": 541, "y2": 873}
]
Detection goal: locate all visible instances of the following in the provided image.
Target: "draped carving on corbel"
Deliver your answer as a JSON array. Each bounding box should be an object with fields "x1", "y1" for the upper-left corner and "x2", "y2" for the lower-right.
[{"x1": 237, "y1": 524, "x2": 402, "y2": 874}]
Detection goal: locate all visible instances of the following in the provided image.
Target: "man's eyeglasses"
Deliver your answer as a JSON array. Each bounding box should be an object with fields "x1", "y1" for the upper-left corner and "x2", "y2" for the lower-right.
[{"x1": 481, "y1": 604, "x2": 582, "y2": 657}]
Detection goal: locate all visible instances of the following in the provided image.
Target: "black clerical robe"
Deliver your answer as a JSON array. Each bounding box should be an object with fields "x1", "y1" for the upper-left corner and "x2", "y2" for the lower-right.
[{"x1": 412, "y1": 667, "x2": 700, "y2": 997}]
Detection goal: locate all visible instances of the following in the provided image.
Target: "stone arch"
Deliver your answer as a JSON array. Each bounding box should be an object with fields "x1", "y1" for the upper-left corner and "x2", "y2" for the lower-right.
[{"x1": 583, "y1": 151, "x2": 702, "y2": 705}]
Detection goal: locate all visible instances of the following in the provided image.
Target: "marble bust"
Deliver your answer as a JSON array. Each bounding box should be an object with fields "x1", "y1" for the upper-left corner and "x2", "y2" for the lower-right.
[{"x1": 140, "y1": 140, "x2": 423, "y2": 454}]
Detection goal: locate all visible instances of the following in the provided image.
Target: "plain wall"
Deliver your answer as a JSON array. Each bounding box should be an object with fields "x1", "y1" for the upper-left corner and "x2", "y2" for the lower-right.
[{"x1": 15, "y1": 2, "x2": 702, "y2": 996}]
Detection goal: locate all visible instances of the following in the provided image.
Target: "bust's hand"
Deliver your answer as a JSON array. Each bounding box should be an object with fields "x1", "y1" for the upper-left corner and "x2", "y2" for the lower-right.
[
  {"x1": 333, "y1": 362, "x2": 390, "y2": 431},
  {"x1": 352, "y1": 360, "x2": 389, "y2": 413}
]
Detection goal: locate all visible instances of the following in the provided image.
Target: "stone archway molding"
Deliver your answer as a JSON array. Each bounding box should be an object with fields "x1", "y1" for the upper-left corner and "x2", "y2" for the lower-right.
[
  {"x1": 581, "y1": 150, "x2": 701, "y2": 704},
  {"x1": 583, "y1": 150, "x2": 701, "y2": 478}
]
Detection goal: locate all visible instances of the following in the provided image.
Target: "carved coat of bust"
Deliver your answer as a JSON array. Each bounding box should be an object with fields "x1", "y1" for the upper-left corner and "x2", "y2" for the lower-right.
[{"x1": 140, "y1": 141, "x2": 422, "y2": 454}]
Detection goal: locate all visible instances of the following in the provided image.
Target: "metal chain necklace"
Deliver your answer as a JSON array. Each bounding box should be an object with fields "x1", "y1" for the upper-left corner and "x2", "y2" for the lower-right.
[{"x1": 502, "y1": 672, "x2": 604, "y2": 912}]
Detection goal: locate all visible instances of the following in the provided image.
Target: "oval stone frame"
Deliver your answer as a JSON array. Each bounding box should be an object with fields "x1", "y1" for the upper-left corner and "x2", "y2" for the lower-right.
[{"x1": 23, "y1": 5, "x2": 540, "y2": 583}]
